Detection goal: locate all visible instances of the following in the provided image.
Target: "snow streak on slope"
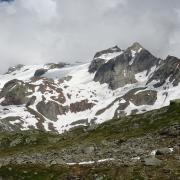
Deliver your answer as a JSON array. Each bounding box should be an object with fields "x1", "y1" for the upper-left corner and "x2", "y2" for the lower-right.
[
  {"x1": 0, "y1": 45, "x2": 180, "y2": 133},
  {"x1": 95, "y1": 51, "x2": 123, "y2": 62},
  {"x1": 0, "y1": 65, "x2": 43, "y2": 89}
]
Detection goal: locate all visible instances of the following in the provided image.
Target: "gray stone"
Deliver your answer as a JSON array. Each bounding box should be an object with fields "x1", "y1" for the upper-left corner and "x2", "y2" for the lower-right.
[
  {"x1": 55, "y1": 158, "x2": 65, "y2": 164},
  {"x1": 10, "y1": 137, "x2": 23, "y2": 147},
  {"x1": 144, "y1": 157, "x2": 163, "y2": 166},
  {"x1": 82, "y1": 146, "x2": 95, "y2": 154},
  {"x1": 156, "y1": 148, "x2": 173, "y2": 155},
  {"x1": 134, "y1": 148, "x2": 145, "y2": 155}
]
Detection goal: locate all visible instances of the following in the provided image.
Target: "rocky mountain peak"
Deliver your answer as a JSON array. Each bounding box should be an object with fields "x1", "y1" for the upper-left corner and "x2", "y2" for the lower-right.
[
  {"x1": 125, "y1": 42, "x2": 144, "y2": 58},
  {"x1": 166, "y1": 55, "x2": 179, "y2": 61},
  {"x1": 93, "y1": 43, "x2": 160, "y2": 89},
  {"x1": 110, "y1": 45, "x2": 121, "y2": 51},
  {"x1": 89, "y1": 45, "x2": 122, "y2": 73},
  {"x1": 128, "y1": 42, "x2": 143, "y2": 52},
  {"x1": 0, "y1": 42, "x2": 180, "y2": 134},
  {"x1": 93, "y1": 45, "x2": 121, "y2": 59}
]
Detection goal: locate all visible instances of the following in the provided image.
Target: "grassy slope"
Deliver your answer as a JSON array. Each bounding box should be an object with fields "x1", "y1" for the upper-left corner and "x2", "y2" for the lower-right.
[{"x1": 0, "y1": 102, "x2": 179, "y2": 179}]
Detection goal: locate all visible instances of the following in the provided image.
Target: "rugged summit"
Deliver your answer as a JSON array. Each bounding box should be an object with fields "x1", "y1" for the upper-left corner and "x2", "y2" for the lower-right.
[
  {"x1": 88, "y1": 45, "x2": 122, "y2": 73},
  {"x1": 0, "y1": 43, "x2": 180, "y2": 133},
  {"x1": 147, "y1": 55, "x2": 180, "y2": 87},
  {"x1": 92, "y1": 42, "x2": 160, "y2": 89}
]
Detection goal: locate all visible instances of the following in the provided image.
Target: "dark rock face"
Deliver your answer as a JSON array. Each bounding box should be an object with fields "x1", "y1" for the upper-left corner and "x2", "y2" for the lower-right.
[
  {"x1": 34, "y1": 68, "x2": 48, "y2": 77},
  {"x1": 88, "y1": 46, "x2": 121, "y2": 73},
  {"x1": 94, "y1": 57, "x2": 137, "y2": 90},
  {"x1": 129, "y1": 90, "x2": 157, "y2": 106},
  {"x1": 0, "y1": 116, "x2": 22, "y2": 132},
  {"x1": 170, "y1": 99, "x2": 180, "y2": 106},
  {"x1": 115, "y1": 89, "x2": 157, "y2": 116},
  {"x1": 147, "y1": 56, "x2": 180, "y2": 87},
  {"x1": 0, "y1": 79, "x2": 32, "y2": 106},
  {"x1": 96, "y1": 88, "x2": 157, "y2": 118},
  {"x1": 88, "y1": 58, "x2": 105, "y2": 73},
  {"x1": 70, "y1": 100, "x2": 95, "y2": 113},
  {"x1": 130, "y1": 50, "x2": 160, "y2": 72},
  {"x1": 93, "y1": 43, "x2": 160, "y2": 90},
  {"x1": 70, "y1": 119, "x2": 89, "y2": 126},
  {"x1": 26, "y1": 96, "x2": 36, "y2": 107},
  {"x1": 36, "y1": 101, "x2": 68, "y2": 121}
]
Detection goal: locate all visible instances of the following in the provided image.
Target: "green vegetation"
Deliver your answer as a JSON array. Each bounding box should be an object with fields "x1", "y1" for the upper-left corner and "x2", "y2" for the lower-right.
[
  {"x1": 0, "y1": 102, "x2": 179, "y2": 179},
  {"x1": 0, "y1": 102, "x2": 179, "y2": 154},
  {"x1": 0, "y1": 160, "x2": 179, "y2": 180}
]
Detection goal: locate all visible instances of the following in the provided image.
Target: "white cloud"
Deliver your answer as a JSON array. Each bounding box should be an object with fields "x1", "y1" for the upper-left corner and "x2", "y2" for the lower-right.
[
  {"x1": 0, "y1": 0, "x2": 180, "y2": 73},
  {"x1": 20, "y1": 0, "x2": 57, "y2": 22}
]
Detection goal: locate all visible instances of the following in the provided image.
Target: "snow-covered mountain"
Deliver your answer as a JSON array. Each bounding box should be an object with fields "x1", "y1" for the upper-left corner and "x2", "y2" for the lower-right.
[{"x1": 0, "y1": 42, "x2": 180, "y2": 133}]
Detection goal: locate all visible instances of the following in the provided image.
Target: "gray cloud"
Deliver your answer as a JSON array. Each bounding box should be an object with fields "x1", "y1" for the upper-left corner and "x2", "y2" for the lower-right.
[{"x1": 0, "y1": 0, "x2": 180, "y2": 73}]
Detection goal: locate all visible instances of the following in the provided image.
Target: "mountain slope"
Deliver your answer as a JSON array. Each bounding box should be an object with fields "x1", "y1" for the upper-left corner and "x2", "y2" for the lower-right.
[
  {"x1": 0, "y1": 42, "x2": 180, "y2": 133},
  {"x1": 0, "y1": 100, "x2": 179, "y2": 179}
]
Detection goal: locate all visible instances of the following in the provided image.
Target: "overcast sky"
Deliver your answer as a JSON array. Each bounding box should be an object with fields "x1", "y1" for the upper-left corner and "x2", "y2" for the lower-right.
[{"x1": 0, "y1": 0, "x2": 180, "y2": 73}]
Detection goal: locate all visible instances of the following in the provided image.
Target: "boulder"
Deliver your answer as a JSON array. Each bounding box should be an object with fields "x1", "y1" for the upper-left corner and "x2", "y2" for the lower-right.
[
  {"x1": 82, "y1": 146, "x2": 95, "y2": 154},
  {"x1": 156, "y1": 148, "x2": 173, "y2": 155},
  {"x1": 143, "y1": 157, "x2": 163, "y2": 166}
]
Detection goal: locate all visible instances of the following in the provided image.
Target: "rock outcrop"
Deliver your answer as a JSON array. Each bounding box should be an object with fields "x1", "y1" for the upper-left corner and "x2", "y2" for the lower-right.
[
  {"x1": 89, "y1": 46, "x2": 122, "y2": 73},
  {"x1": 147, "y1": 55, "x2": 180, "y2": 87},
  {"x1": 93, "y1": 42, "x2": 160, "y2": 89},
  {"x1": 34, "y1": 68, "x2": 48, "y2": 77},
  {"x1": 5, "y1": 64, "x2": 24, "y2": 74},
  {"x1": 36, "y1": 101, "x2": 68, "y2": 121},
  {"x1": 70, "y1": 100, "x2": 95, "y2": 113},
  {"x1": 0, "y1": 79, "x2": 33, "y2": 106}
]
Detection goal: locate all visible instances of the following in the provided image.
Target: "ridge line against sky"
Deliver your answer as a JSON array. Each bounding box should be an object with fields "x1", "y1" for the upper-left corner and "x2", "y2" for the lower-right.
[{"x1": 0, "y1": 0, "x2": 180, "y2": 72}]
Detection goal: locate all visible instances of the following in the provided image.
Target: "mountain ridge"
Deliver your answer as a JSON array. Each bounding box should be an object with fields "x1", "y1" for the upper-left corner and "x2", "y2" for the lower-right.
[{"x1": 0, "y1": 42, "x2": 179, "y2": 133}]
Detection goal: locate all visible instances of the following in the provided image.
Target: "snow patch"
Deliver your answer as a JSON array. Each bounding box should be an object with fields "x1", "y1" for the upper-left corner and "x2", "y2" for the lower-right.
[{"x1": 95, "y1": 51, "x2": 123, "y2": 62}]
